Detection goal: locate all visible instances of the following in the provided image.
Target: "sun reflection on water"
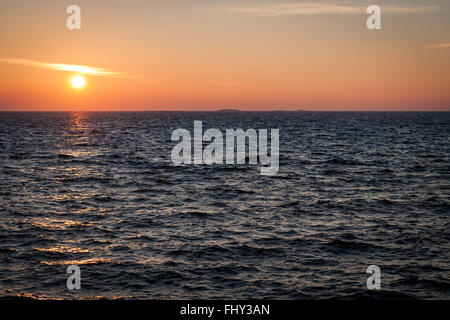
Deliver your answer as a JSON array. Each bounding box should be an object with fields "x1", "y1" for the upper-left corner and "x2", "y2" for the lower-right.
[
  {"x1": 29, "y1": 217, "x2": 84, "y2": 231},
  {"x1": 40, "y1": 258, "x2": 112, "y2": 266}
]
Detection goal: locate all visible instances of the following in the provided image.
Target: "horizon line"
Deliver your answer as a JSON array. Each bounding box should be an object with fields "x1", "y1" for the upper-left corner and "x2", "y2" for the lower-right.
[{"x1": 0, "y1": 110, "x2": 449, "y2": 113}]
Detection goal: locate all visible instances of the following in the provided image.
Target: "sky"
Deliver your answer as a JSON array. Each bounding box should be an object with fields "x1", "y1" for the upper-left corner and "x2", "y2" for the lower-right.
[{"x1": 0, "y1": 0, "x2": 449, "y2": 111}]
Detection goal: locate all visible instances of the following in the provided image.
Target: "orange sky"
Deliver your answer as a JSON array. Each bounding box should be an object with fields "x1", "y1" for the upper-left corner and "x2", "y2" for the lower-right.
[{"x1": 0, "y1": 0, "x2": 449, "y2": 111}]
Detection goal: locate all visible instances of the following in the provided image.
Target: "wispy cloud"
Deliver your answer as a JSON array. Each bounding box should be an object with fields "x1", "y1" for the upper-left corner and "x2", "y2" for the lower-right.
[
  {"x1": 426, "y1": 43, "x2": 450, "y2": 49},
  {"x1": 227, "y1": 2, "x2": 436, "y2": 17},
  {"x1": 0, "y1": 58, "x2": 140, "y2": 78}
]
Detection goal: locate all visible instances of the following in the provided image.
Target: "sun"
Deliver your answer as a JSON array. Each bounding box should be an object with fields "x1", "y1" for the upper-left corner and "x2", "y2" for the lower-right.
[{"x1": 71, "y1": 75, "x2": 86, "y2": 89}]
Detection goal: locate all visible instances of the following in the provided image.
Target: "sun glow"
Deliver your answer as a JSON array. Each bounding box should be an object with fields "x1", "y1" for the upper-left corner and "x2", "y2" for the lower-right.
[{"x1": 71, "y1": 75, "x2": 86, "y2": 89}]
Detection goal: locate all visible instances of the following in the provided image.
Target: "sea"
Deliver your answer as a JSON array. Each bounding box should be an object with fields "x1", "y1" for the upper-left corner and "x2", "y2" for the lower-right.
[{"x1": 0, "y1": 111, "x2": 449, "y2": 299}]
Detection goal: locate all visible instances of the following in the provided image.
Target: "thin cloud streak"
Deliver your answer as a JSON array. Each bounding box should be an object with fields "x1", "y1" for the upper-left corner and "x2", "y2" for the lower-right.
[
  {"x1": 0, "y1": 58, "x2": 140, "y2": 78},
  {"x1": 228, "y1": 3, "x2": 436, "y2": 17},
  {"x1": 426, "y1": 43, "x2": 450, "y2": 48}
]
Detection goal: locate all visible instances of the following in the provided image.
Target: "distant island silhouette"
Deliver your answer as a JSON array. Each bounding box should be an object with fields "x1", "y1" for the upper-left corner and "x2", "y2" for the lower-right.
[{"x1": 215, "y1": 109, "x2": 309, "y2": 112}]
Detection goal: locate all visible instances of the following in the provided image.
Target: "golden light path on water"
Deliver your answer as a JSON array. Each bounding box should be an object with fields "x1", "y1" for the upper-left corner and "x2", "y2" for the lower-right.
[{"x1": 37, "y1": 112, "x2": 110, "y2": 268}]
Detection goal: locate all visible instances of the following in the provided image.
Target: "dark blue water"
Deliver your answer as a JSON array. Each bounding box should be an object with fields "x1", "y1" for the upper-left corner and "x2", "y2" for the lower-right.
[{"x1": 0, "y1": 112, "x2": 449, "y2": 299}]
